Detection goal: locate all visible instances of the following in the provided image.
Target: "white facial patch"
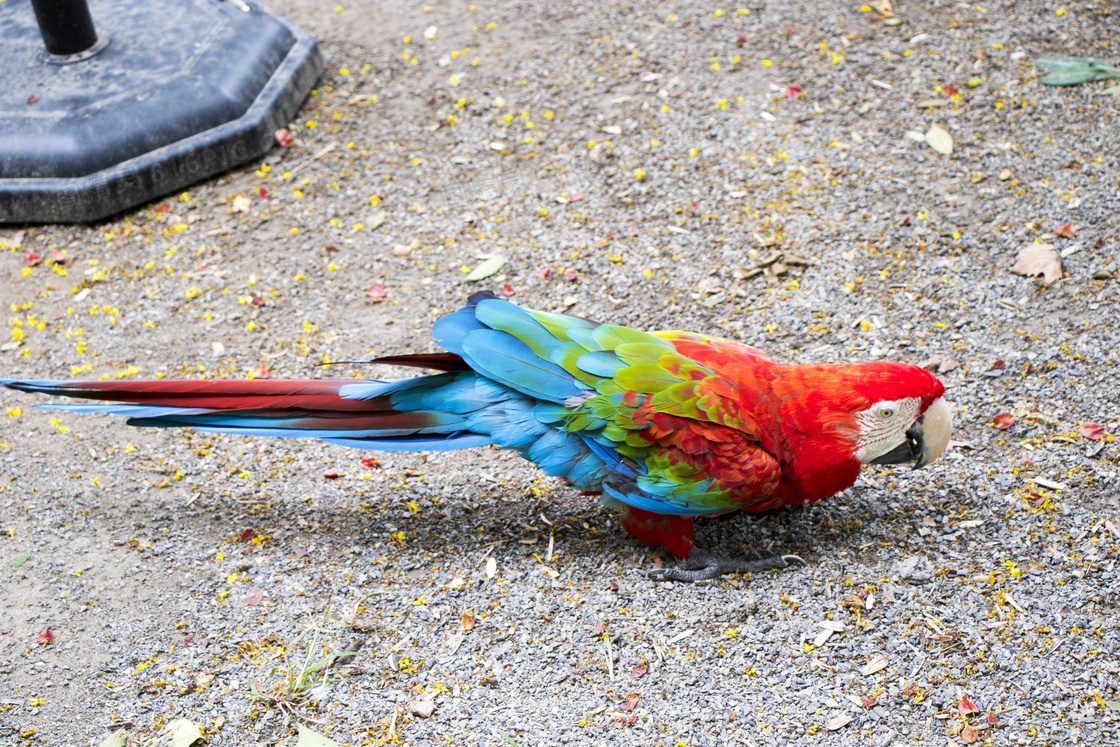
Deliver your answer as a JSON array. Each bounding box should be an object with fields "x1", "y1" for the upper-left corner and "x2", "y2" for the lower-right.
[{"x1": 855, "y1": 397, "x2": 923, "y2": 464}]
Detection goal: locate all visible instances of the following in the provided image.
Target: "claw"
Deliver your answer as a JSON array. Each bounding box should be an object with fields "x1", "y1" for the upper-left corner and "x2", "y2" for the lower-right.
[{"x1": 644, "y1": 548, "x2": 809, "y2": 583}]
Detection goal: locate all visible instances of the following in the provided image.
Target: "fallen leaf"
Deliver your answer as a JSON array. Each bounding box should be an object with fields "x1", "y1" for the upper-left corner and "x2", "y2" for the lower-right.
[
  {"x1": 368, "y1": 210, "x2": 387, "y2": 230},
  {"x1": 295, "y1": 723, "x2": 341, "y2": 747},
  {"x1": 27, "y1": 94, "x2": 38, "y2": 104},
  {"x1": 919, "y1": 352, "x2": 959, "y2": 374},
  {"x1": 992, "y1": 413, "x2": 1015, "y2": 429},
  {"x1": 861, "y1": 694, "x2": 878, "y2": 708},
  {"x1": 238, "y1": 529, "x2": 258, "y2": 542},
  {"x1": 1011, "y1": 243, "x2": 1062, "y2": 284},
  {"x1": 860, "y1": 655, "x2": 888, "y2": 676},
  {"x1": 10, "y1": 551, "x2": 30, "y2": 567},
  {"x1": 465, "y1": 255, "x2": 506, "y2": 282},
  {"x1": 958, "y1": 694, "x2": 981, "y2": 715},
  {"x1": 1054, "y1": 221, "x2": 1075, "y2": 238},
  {"x1": 632, "y1": 663, "x2": 648, "y2": 679},
  {"x1": 246, "y1": 587, "x2": 265, "y2": 606},
  {"x1": 37, "y1": 627, "x2": 53, "y2": 645},
  {"x1": 1036, "y1": 55, "x2": 1120, "y2": 86},
  {"x1": 323, "y1": 468, "x2": 341, "y2": 479},
  {"x1": 1103, "y1": 85, "x2": 1120, "y2": 95},
  {"x1": 459, "y1": 611, "x2": 475, "y2": 632},
  {"x1": 624, "y1": 693, "x2": 640, "y2": 711},
  {"x1": 231, "y1": 196, "x2": 252, "y2": 214},
  {"x1": 366, "y1": 283, "x2": 388, "y2": 299},
  {"x1": 275, "y1": 129, "x2": 294, "y2": 147},
  {"x1": 98, "y1": 729, "x2": 128, "y2": 747},
  {"x1": 825, "y1": 712, "x2": 854, "y2": 730},
  {"x1": 162, "y1": 718, "x2": 205, "y2": 747},
  {"x1": 925, "y1": 123, "x2": 953, "y2": 156},
  {"x1": 1081, "y1": 422, "x2": 1105, "y2": 440}
]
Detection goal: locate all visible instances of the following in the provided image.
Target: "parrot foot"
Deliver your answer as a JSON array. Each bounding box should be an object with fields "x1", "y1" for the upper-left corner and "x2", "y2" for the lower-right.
[{"x1": 645, "y1": 548, "x2": 807, "y2": 583}]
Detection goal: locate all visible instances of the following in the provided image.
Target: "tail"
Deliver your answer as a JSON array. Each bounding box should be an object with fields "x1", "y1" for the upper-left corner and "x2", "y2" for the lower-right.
[{"x1": 0, "y1": 375, "x2": 492, "y2": 452}]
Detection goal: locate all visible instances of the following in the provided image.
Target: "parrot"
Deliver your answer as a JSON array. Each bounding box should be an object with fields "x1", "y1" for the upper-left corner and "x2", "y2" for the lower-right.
[{"x1": 1, "y1": 292, "x2": 952, "y2": 581}]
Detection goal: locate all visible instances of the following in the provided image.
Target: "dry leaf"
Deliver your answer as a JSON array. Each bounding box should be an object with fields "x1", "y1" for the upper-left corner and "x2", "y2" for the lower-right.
[
  {"x1": 919, "y1": 352, "x2": 959, "y2": 374},
  {"x1": 860, "y1": 655, "x2": 888, "y2": 675},
  {"x1": 1080, "y1": 422, "x2": 1105, "y2": 440},
  {"x1": 992, "y1": 412, "x2": 1015, "y2": 429},
  {"x1": 825, "y1": 712, "x2": 854, "y2": 730},
  {"x1": 1011, "y1": 243, "x2": 1062, "y2": 284},
  {"x1": 925, "y1": 123, "x2": 953, "y2": 155}
]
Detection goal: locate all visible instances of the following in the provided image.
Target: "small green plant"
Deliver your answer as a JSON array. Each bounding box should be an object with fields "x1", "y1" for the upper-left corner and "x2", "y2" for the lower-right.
[{"x1": 239, "y1": 605, "x2": 359, "y2": 716}]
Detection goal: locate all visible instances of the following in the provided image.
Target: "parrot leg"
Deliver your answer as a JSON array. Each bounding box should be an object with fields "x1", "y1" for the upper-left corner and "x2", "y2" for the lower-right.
[{"x1": 645, "y1": 548, "x2": 807, "y2": 583}]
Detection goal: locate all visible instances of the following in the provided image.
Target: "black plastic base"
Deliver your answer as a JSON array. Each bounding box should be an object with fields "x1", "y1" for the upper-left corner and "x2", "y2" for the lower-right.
[{"x1": 0, "y1": 0, "x2": 322, "y2": 224}]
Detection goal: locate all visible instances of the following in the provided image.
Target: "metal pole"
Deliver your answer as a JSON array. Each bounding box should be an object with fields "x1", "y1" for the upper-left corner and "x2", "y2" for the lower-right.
[{"x1": 29, "y1": 0, "x2": 99, "y2": 57}]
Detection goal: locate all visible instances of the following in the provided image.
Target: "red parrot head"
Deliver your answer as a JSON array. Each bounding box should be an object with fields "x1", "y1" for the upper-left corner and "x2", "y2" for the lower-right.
[
  {"x1": 821, "y1": 361, "x2": 952, "y2": 471},
  {"x1": 769, "y1": 361, "x2": 953, "y2": 506}
]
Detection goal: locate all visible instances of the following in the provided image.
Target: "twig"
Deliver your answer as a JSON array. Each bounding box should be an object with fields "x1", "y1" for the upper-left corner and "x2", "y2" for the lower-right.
[
  {"x1": 605, "y1": 631, "x2": 615, "y2": 681},
  {"x1": 287, "y1": 142, "x2": 338, "y2": 177}
]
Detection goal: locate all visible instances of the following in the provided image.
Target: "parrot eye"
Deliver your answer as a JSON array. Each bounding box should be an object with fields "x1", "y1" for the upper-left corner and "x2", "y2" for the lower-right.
[{"x1": 879, "y1": 407, "x2": 894, "y2": 419}]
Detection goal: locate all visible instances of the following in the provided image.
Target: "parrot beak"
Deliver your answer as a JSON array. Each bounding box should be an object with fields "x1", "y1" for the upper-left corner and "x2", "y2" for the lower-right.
[{"x1": 870, "y1": 397, "x2": 953, "y2": 470}]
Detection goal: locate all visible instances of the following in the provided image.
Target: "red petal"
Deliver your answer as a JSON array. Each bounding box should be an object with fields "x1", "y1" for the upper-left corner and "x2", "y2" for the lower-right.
[
  {"x1": 943, "y1": 85, "x2": 959, "y2": 97},
  {"x1": 238, "y1": 529, "x2": 258, "y2": 543},
  {"x1": 564, "y1": 269, "x2": 578, "y2": 281},
  {"x1": 24, "y1": 250, "x2": 42, "y2": 267},
  {"x1": 785, "y1": 84, "x2": 802, "y2": 99},
  {"x1": 501, "y1": 283, "x2": 516, "y2": 297},
  {"x1": 323, "y1": 468, "x2": 341, "y2": 478},
  {"x1": 992, "y1": 412, "x2": 1015, "y2": 430},
  {"x1": 37, "y1": 627, "x2": 53, "y2": 645},
  {"x1": 632, "y1": 664, "x2": 648, "y2": 679},
  {"x1": 258, "y1": 187, "x2": 269, "y2": 199},
  {"x1": 592, "y1": 623, "x2": 606, "y2": 636},
  {"x1": 360, "y1": 457, "x2": 380, "y2": 470},
  {"x1": 538, "y1": 267, "x2": 552, "y2": 279},
  {"x1": 366, "y1": 283, "x2": 388, "y2": 299},
  {"x1": 274, "y1": 129, "x2": 294, "y2": 148},
  {"x1": 1054, "y1": 222, "x2": 1075, "y2": 237},
  {"x1": 958, "y1": 694, "x2": 980, "y2": 715},
  {"x1": 624, "y1": 693, "x2": 640, "y2": 711},
  {"x1": 1081, "y1": 422, "x2": 1105, "y2": 440},
  {"x1": 568, "y1": 192, "x2": 585, "y2": 203}
]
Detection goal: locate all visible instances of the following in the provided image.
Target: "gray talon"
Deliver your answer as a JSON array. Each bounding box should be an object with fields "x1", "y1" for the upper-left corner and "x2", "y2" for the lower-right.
[{"x1": 645, "y1": 549, "x2": 808, "y2": 583}]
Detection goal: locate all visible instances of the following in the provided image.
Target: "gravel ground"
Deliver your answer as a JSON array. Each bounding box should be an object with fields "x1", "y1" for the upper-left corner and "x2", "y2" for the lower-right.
[{"x1": 2, "y1": 1, "x2": 1119, "y2": 745}]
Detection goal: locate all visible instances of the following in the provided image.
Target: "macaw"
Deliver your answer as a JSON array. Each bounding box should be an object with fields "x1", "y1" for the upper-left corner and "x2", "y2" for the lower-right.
[{"x1": 1, "y1": 292, "x2": 951, "y2": 581}]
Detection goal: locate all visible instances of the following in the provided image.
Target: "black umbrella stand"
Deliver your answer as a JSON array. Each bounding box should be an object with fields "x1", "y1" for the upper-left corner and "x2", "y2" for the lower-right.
[{"x1": 0, "y1": 0, "x2": 322, "y2": 223}]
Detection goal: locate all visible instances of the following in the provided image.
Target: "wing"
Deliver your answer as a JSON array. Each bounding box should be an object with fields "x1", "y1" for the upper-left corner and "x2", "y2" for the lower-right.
[{"x1": 432, "y1": 294, "x2": 784, "y2": 515}]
